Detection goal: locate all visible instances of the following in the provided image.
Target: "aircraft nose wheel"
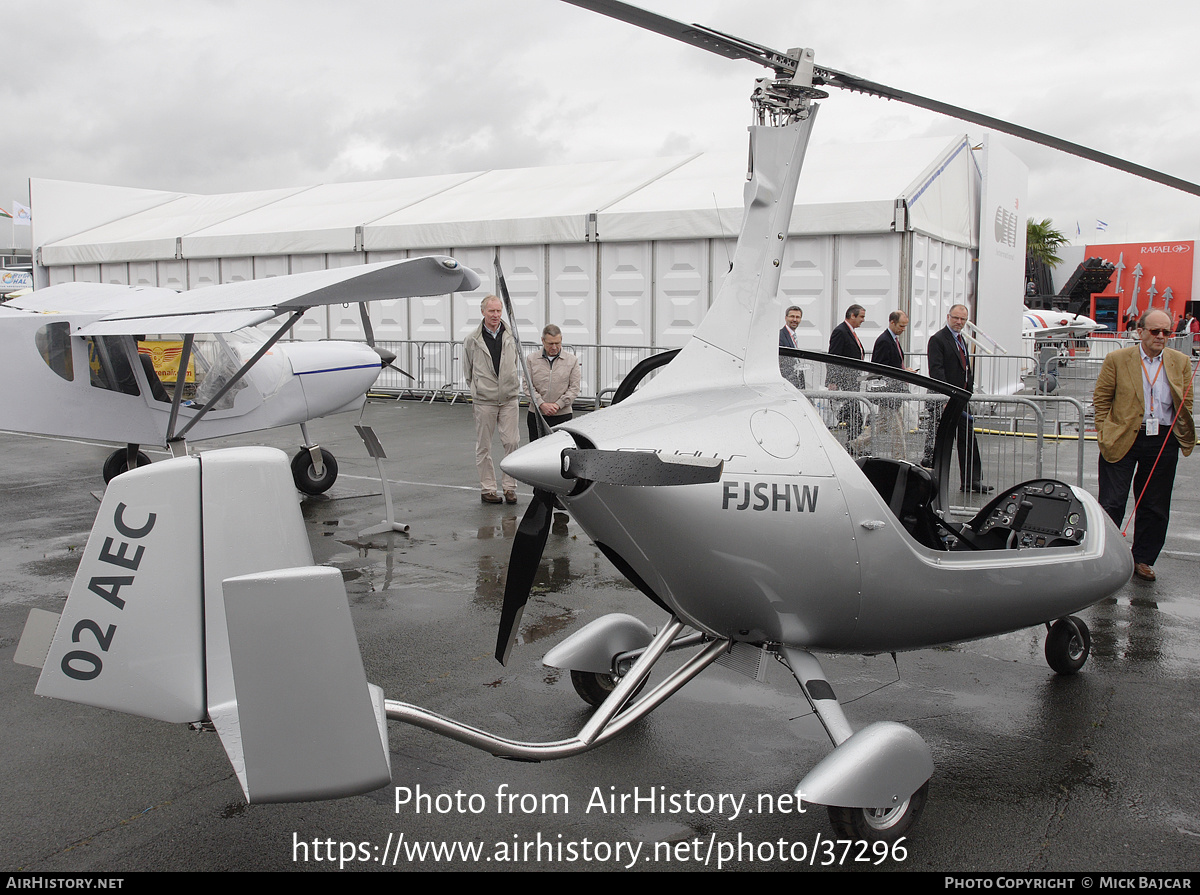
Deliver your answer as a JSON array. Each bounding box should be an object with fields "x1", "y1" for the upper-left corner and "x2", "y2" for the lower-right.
[
  {"x1": 291, "y1": 448, "x2": 339, "y2": 495},
  {"x1": 569, "y1": 669, "x2": 647, "y2": 708},
  {"x1": 102, "y1": 448, "x2": 151, "y2": 484},
  {"x1": 1045, "y1": 615, "x2": 1091, "y2": 675},
  {"x1": 827, "y1": 781, "x2": 928, "y2": 842}
]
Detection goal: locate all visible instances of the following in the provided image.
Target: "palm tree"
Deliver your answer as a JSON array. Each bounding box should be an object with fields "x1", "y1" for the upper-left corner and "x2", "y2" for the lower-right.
[{"x1": 1026, "y1": 218, "x2": 1068, "y2": 268}]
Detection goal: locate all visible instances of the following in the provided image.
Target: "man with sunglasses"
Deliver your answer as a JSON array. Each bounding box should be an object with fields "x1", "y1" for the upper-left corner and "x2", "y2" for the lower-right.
[{"x1": 1094, "y1": 308, "x2": 1196, "y2": 581}]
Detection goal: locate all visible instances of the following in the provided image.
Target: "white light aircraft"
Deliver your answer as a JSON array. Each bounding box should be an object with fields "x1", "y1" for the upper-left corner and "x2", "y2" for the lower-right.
[
  {"x1": 1021, "y1": 310, "x2": 1103, "y2": 339},
  {"x1": 0, "y1": 256, "x2": 480, "y2": 492},
  {"x1": 18, "y1": 0, "x2": 1200, "y2": 846}
]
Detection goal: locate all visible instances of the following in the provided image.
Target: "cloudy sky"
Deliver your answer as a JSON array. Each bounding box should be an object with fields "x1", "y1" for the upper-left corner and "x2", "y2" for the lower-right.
[{"x1": 4, "y1": 0, "x2": 1199, "y2": 249}]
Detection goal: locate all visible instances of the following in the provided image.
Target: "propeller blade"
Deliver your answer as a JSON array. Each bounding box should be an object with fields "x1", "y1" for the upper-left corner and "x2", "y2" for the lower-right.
[
  {"x1": 562, "y1": 449, "x2": 723, "y2": 487},
  {"x1": 371, "y1": 345, "x2": 396, "y2": 368},
  {"x1": 386, "y1": 363, "x2": 416, "y2": 381},
  {"x1": 496, "y1": 488, "x2": 556, "y2": 665},
  {"x1": 561, "y1": 0, "x2": 1200, "y2": 197},
  {"x1": 494, "y1": 253, "x2": 551, "y2": 439},
  {"x1": 359, "y1": 302, "x2": 376, "y2": 346}
]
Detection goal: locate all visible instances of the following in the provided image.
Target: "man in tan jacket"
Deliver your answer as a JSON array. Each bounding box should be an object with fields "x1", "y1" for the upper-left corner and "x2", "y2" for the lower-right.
[
  {"x1": 1093, "y1": 308, "x2": 1196, "y2": 581},
  {"x1": 526, "y1": 324, "x2": 580, "y2": 442},
  {"x1": 463, "y1": 295, "x2": 521, "y2": 504}
]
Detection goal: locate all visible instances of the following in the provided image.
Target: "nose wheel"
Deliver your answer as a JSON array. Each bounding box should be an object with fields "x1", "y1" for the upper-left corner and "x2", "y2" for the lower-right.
[
  {"x1": 1044, "y1": 616, "x2": 1091, "y2": 675},
  {"x1": 291, "y1": 447, "x2": 339, "y2": 495},
  {"x1": 827, "y1": 781, "x2": 929, "y2": 842},
  {"x1": 103, "y1": 446, "x2": 151, "y2": 483},
  {"x1": 570, "y1": 669, "x2": 647, "y2": 708}
]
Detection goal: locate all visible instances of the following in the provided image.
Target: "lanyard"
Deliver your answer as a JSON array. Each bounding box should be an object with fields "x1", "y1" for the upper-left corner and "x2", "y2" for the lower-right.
[{"x1": 1140, "y1": 354, "x2": 1166, "y2": 419}]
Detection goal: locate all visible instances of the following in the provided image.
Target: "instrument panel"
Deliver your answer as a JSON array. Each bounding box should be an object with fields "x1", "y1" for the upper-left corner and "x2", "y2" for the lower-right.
[{"x1": 967, "y1": 479, "x2": 1087, "y2": 549}]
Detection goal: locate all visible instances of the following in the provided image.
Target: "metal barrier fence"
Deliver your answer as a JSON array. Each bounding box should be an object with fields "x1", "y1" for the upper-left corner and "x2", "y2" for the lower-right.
[
  {"x1": 366, "y1": 339, "x2": 1102, "y2": 517},
  {"x1": 781, "y1": 354, "x2": 1090, "y2": 520},
  {"x1": 368, "y1": 340, "x2": 663, "y2": 404}
]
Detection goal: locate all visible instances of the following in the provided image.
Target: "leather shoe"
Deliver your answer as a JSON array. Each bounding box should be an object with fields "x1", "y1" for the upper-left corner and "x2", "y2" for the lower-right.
[
  {"x1": 959, "y1": 483, "x2": 995, "y2": 494},
  {"x1": 1134, "y1": 562, "x2": 1156, "y2": 582},
  {"x1": 481, "y1": 491, "x2": 502, "y2": 504},
  {"x1": 504, "y1": 489, "x2": 518, "y2": 504}
]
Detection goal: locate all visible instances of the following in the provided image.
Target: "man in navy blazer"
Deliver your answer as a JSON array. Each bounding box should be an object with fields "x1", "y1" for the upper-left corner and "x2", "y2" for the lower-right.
[
  {"x1": 872, "y1": 310, "x2": 908, "y2": 369},
  {"x1": 927, "y1": 304, "x2": 991, "y2": 492},
  {"x1": 827, "y1": 305, "x2": 866, "y2": 438},
  {"x1": 779, "y1": 306, "x2": 803, "y2": 349},
  {"x1": 828, "y1": 305, "x2": 866, "y2": 360}
]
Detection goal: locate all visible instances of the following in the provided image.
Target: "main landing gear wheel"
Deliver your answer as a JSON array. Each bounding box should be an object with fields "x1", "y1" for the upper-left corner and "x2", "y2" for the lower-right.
[
  {"x1": 569, "y1": 670, "x2": 646, "y2": 708},
  {"x1": 291, "y1": 448, "x2": 338, "y2": 495},
  {"x1": 1045, "y1": 616, "x2": 1091, "y2": 675},
  {"x1": 827, "y1": 781, "x2": 929, "y2": 843},
  {"x1": 102, "y1": 448, "x2": 151, "y2": 484}
]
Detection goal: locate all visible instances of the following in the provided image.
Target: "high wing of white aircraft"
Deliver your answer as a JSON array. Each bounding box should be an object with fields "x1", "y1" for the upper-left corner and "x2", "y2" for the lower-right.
[{"x1": 0, "y1": 256, "x2": 479, "y2": 491}]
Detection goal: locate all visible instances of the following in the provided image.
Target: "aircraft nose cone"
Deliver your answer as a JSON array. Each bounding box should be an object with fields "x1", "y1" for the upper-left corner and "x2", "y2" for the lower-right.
[
  {"x1": 501, "y1": 430, "x2": 575, "y2": 494},
  {"x1": 371, "y1": 346, "x2": 397, "y2": 368}
]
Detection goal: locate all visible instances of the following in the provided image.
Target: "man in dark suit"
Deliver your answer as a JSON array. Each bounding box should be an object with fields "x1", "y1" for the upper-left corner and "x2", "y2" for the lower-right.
[
  {"x1": 858, "y1": 311, "x2": 911, "y2": 457},
  {"x1": 828, "y1": 304, "x2": 866, "y2": 360},
  {"x1": 827, "y1": 305, "x2": 866, "y2": 438},
  {"x1": 871, "y1": 310, "x2": 908, "y2": 370},
  {"x1": 779, "y1": 306, "x2": 806, "y2": 389},
  {"x1": 927, "y1": 304, "x2": 992, "y2": 493},
  {"x1": 779, "y1": 306, "x2": 802, "y2": 349}
]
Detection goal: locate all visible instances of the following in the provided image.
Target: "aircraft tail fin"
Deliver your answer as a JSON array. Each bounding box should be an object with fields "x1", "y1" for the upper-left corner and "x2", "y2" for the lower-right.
[{"x1": 24, "y1": 447, "x2": 391, "y2": 802}]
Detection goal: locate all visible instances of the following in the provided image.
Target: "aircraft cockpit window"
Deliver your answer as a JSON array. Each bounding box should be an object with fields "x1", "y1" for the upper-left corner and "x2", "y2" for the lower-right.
[
  {"x1": 35, "y1": 322, "x2": 73, "y2": 381},
  {"x1": 87, "y1": 336, "x2": 141, "y2": 396},
  {"x1": 191, "y1": 333, "x2": 248, "y2": 411}
]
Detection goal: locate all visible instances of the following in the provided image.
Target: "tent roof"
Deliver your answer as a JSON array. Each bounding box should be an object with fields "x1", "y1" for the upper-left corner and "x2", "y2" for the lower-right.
[{"x1": 37, "y1": 134, "x2": 979, "y2": 266}]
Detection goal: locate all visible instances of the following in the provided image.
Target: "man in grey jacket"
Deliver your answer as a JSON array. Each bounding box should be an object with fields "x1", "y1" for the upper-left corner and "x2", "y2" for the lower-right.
[{"x1": 463, "y1": 295, "x2": 521, "y2": 503}]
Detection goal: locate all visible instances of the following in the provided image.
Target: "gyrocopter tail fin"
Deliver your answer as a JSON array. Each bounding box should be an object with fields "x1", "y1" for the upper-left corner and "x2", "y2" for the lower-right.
[{"x1": 17, "y1": 447, "x2": 391, "y2": 803}]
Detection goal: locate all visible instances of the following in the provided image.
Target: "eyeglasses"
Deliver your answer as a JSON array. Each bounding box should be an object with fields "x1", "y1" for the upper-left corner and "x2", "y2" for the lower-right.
[{"x1": 1143, "y1": 328, "x2": 1171, "y2": 336}]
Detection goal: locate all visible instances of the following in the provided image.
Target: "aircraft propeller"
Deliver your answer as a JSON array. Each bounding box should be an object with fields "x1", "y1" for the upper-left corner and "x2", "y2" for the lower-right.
[
  {"x1": 495, "y1": 428, "x2": 722, "y2": 664},
  {"x1": 359, "y1": 303, "x2": 414, "y2": 380}
]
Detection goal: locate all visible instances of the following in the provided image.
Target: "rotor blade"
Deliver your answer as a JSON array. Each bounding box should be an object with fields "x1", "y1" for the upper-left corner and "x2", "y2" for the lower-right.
[
  {"x1": 494, "y1": 253, "x2": 551, "y2": 438},
  {"x1": 561, "y1": 0, "x2": 1200, "y2": 197},
  {"x1": 812, "y1": 68, "x2": 1200, "y2": 197},
  {"x1": 562, "y1": 449, "x2": 723, "y2": 487},
  {"x1": 496, "y1": 488, "x2": 556, "y2": 665},
  {"x1": 561, "y1": 0, "x2": 798, "y2": 75}
]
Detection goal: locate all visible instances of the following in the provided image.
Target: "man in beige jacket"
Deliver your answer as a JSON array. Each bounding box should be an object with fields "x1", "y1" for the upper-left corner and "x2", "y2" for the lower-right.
[
  {"x1": 463, "y1": 295, "x2": 521, "y2": 504},
  {"x1": 526, "y1": 324, "x2": 580, "y2": 442},
  {"x1": 1094, "y1": 308, "x2": 1196, "y2": 581}
]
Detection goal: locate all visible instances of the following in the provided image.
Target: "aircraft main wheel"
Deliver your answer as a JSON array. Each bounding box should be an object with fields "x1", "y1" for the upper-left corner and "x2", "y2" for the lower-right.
[
  {"x1": 291, "y1": 449, "x2": 338, "y2": 495},
  {"x1": 569, "y1": 669, "x2": 646, "y2": 708},
  {"x1": 1045, "y1": 616, "x2": 1090, "y2": 675},
  {"x1": 102, "y1": 449, "x2": 151, "y2": 484},
  {"x1": 827, "y1": 781, "x2": 928, "y2": 843}
]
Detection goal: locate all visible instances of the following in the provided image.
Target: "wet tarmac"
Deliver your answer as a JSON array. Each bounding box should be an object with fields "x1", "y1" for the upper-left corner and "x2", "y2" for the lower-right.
[{"x1": 2, "y1": 398, "x2": 1199, "y2": 872}]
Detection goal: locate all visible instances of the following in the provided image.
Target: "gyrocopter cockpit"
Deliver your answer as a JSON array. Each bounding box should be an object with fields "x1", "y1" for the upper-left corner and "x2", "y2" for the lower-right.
[{"x1": 781, "y1": 348, "x2": 1088, "y2": 554}]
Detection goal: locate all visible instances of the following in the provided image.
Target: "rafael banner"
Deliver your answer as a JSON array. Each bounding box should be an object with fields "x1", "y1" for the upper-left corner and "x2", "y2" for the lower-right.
[{"x1": 1084, "y1": 241, "x2": 1193, "y2": 329}]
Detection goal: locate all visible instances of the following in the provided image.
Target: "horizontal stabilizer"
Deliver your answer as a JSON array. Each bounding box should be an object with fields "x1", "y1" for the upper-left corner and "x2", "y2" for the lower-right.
[{"x1": 220, "y1": 567, "x2": 392, "y2": 803}]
